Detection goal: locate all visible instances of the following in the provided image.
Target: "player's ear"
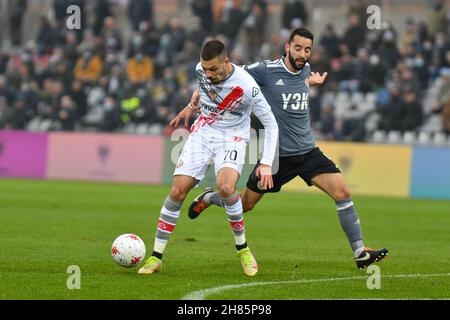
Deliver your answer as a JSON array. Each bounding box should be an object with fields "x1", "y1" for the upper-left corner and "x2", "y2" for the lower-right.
[{"x1": 284, "y1": 42, "x2": 290, "y2": 54}]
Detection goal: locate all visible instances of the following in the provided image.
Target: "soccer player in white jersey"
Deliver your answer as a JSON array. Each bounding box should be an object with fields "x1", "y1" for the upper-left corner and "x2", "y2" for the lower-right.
[{"x1": 138, "y1": 40, "x2": 279, "y2": 276}]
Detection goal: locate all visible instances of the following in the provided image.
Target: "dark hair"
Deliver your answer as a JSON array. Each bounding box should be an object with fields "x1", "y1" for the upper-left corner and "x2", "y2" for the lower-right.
[
  {"x1": 201, "y1": 40, "x2": 227, "y2": 61},
  {"x1": 289, "y1": 27, "x2": 314, "y2": 43}
]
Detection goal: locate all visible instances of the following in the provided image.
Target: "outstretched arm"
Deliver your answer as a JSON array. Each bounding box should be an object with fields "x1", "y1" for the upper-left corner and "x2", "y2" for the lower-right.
[
  {"x1": 169, "y1": 88, "x2": 201, "y2": 127},
  {"x1": 308, "y1": 72, "x2": 328, "y2": 86}
]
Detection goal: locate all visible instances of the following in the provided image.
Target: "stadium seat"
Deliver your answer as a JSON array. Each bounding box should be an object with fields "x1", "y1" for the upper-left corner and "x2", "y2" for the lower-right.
[
  {"x1": 148, "y1": 124, "x2": 163, "y2": 135},
  {"x1": 123, "y1": 123, "x2": 137, "y2": 134},
  {"x1": 26, "y1": 117, "x2": 41, "y2": 131},
  {"x1": 364, "y1": 112, "x2": 380, "y2": 133},
  {"x1": 387, "y1": 131, "x2": 402, "y2": 144},
  {"x1": 418, "y1": 131, "x2": 431, "y2": 145},
  {"x1": 320, "y1": 92, "x2": 335, "y2": 108},
  {"x1": 351, "y1": 92, "x2": 364, "y2": 105},
  {"x1": 432, "y1": 132, "x2": 448, "y2": 145},
  {"x1": 135, "y1": 123, "x2": 149, "y2": 135},
  {"x1": 371, "y1": 130, "x2": 386, "y2": 143},
  {"x1": 38, "y1": 119, "x2": 53, "y2": 131},
  {"x1": 336, "y1": 91, "x2": 349, "y2": 102},
  {"x1": 420, "y1": 114, "x2": 443, "y2": 133},
  {"x1": 403, "y1": 131, "x2": 417, "y2": 144}
]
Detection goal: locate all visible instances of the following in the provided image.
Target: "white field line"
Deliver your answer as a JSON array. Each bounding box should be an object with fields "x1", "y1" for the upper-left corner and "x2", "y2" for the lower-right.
[{"x1": 182, "y1": 273, "x2": 450, "y2": 300}]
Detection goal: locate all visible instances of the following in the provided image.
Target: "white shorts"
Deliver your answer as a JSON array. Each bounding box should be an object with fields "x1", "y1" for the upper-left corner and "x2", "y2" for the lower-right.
[{"x1": 173, "y1": 129, "x2": 248, "y2": 181}]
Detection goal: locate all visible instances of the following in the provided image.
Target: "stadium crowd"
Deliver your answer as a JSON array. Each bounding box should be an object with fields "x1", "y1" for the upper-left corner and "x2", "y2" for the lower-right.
[{"x1": 0, "y1": 0, "x2": 449, "y2": 143}]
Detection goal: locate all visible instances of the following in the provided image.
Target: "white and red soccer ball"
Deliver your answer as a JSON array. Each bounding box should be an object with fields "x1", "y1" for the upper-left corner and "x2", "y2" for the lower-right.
[{"x1": 111, "y1": 234, "x2": 146, "y2": 268}]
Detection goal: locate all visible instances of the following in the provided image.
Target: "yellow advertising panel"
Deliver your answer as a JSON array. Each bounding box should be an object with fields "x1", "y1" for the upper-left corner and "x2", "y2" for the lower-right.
[{"x1": 284, "y1": 142, "x2": 412, "y2": 197}]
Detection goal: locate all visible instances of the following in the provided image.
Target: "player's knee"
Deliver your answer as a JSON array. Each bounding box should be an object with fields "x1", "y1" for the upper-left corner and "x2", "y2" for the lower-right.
[
  {"x1": 169, "y1": 186, "x2": 188, "y2": 203},
  {"x1": 217, "y1": 183, "x2": 236, "y2": 198},
  {"x1": 334, "y1": 185, "x2": 352, "y2": 201}
]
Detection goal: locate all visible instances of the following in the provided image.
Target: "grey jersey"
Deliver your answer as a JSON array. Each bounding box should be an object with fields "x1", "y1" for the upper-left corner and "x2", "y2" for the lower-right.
[{"x1": 245, "y1": 58, "x2": 315, "y2": 156}]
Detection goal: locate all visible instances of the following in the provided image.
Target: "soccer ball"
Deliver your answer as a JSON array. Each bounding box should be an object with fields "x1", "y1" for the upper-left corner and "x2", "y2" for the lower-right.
[{"x1": 111, "y1": 233, "x2": 146, "y2": 268}]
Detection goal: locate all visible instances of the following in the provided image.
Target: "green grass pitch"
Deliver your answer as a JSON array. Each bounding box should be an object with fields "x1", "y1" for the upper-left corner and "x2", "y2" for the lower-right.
[{"x1": 0, "y1": 179, "x2": 449, "y2": 300}]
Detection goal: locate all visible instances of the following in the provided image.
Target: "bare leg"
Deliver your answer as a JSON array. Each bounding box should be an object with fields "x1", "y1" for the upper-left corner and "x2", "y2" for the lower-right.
[{"x1": 241, "y1": 187, "x2": 264, "y2": 213}]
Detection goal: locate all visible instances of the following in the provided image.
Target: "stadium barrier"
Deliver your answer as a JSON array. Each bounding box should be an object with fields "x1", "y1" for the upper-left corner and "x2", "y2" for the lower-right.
[
  {"x1": 0, "y1": 130, "x2": 449, "y2": 199},
  {"x1": 0, "y1": 131, "x2": 48, "y2": 178},
  {"x1": 283, "y1": 142, "x2": 413, "y2": 198}
]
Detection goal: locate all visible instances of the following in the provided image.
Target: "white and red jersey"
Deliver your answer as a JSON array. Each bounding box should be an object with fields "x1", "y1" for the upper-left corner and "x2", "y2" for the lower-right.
[{"x1": 192, "y1": 63, "x2": 278, "y2": 166}]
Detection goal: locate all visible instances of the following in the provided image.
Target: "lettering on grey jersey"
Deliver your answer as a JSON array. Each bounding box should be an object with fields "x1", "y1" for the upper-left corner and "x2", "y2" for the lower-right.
[{"x1": 245, "y1": 59, "x2": 315, "y2": 156}]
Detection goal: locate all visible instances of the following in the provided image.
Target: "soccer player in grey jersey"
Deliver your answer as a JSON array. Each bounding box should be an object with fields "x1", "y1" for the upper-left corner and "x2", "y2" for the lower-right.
[{"x1": 185, "y1": 28, "x2": 388, "y2": 270}]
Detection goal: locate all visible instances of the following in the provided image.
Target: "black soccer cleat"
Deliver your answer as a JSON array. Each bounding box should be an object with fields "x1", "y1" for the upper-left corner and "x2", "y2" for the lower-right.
[
  {"x1": 355, "y1": 247, "x2": 389, "y2": 270},
  {"x1": 188, "y1": 187, "x2": 214, "y2": 220}
]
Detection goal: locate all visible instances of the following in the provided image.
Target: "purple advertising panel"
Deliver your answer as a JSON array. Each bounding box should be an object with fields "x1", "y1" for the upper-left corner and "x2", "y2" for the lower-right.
[
  {"x1": 0, "y1": 131, "x2": 48, "y2": 178},
  {"x1": 46, "y1": 132, "x2": 164, "y2": 183}
]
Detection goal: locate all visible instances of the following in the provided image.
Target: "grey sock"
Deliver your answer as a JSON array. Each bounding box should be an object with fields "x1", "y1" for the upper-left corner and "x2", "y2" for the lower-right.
[
  {"x1": 336, "y1": 198, "x2": 364, "y2": 254},
  {"x1": 155, "y1": 196, "x2": 182, "y2": 243},
  {"x1": 204, "y1": 191, "x2": 224, "y2": 207}
]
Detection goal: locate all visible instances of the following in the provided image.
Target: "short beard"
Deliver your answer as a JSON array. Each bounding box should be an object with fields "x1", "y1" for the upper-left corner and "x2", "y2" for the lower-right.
[{"x1": 288, "y1": 51, "x2": 306, "y2": 71}]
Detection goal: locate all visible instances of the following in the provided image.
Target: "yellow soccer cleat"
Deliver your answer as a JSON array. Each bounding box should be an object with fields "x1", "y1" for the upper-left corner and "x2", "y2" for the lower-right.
[
  {"x1": 137, "y1": 256, "x2": 162, "y2": 274},
  {"x1": 237, "y1": 247, "x2": 259, "y2": 277}
]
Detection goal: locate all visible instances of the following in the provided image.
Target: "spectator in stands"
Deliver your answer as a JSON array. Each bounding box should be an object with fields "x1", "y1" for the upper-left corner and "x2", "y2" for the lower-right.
[
  {"x1": 128, "y1": 0, "x2": 154, "y2": 32},
  {"x1": 126, "y1": 53, "x2": 154, "y2": 86},
  {"x1": 18, "y1": 82, "x2": 39, "y2": 118},
  {"x1": 319, "y1": 24, "x2": 341, "y2": 59},
  {"x1": 342, "y1": 14, "x2": 366, "y2": 57},
  {"x1": 187, "y1": 17, "x2": 208, "y2": 48},
  {"x1": 99, "y1": 95, "x2": 121, "y2": 132},
  {"x1": 400, "y1": 18, "x2": 420, "y2": 53},
  {"x1": 93, "y1": 0, "x2": 112, "y2": 36},
  {"x1": 244, "y1": 2, "x2": 266, "y2": 61},
  {"x1": 0, "y1": 75, "x2": 14, "y2": 106},
  {"x1": 376, "y1": 30, "x2": 399, "y2": 70},
  {"x1": 428, "y1": 0, "x2": 449, "y2": 37},
  {"x1": 397, "y1": 90, "x2": 423, "y2": 132},
  {"x1": 367, "y1": 54, "x2": 388, "y2": 91},
  {"x1": 352, "y1": 47, "x2": 371, "y2": 93},
  {"x1": 191, "y1": 0, "x2": 213, "y2": 33},
  {"x1": 4, "y1": 95, "x2": 28, "y2": 130},
  {"x1": 410, "y1": 52, "x2": 429, "y2": 90},
  {"x1": 378, "y1": 83, "x2": 403, "y2": 131},
  {"x1": 442, "y1": 100, "x2": 450, "y2": 134},
  {"x1": 102, "y1": 16, "x2": 124, "y2": 54},
  {"x1": 320, "y1": 104, "x2": 337, "y2": 140},
  {"x1": 140, "y1": 21, "x2": 162, "y2": 58},
  {"x1": 170, "y1": 18, "x2": 187, "y2": 55},
  {"x1": 281, "y1": 0, "x2": 309, "y2": 29},
  {"x1": 0, "y1": 96, "x2": 12, "y2": 129},
  {"x1": 105, "y1": 64, "x2": 124, "y2": 98},
  {"x1": 47, "y1": 80, "x2": 65, "y2": 118},
  {"x1": 69, "y1": 79, "x2": 87, "y2": 120},
  {"x1": 346, "y1": 0, "x2": 367, "y2": 27},
  {"x1": 57, "y1": 95, "x2": 77, "y2": 131},
  {"x1": 431, "y1": 68, "x2": 450, "y2": 113},
  {"x1": 9, "y1": 0, "x2": 28, "y2": 47},
  {"x1": 216, "y1": 0, "x2": 245, "y2": 48},
  {"x1": 0, "y1": 52, "x2": 10, "y2": 75},
  {"x1": 36, "y1": 16, "x2": 57, "y2": 55},
  {"x1": 335, "y1": 53, "x2": 355, "y2": 91},
  {"x1": 74, "y1": 50, "x2": 103, "y2": 84},
  {"x1": 63, "y1": 32, "x2": 80, "y2": 67},
  {"x1": 399, "y1": 65, "x2": 421, "y2": 94}
]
